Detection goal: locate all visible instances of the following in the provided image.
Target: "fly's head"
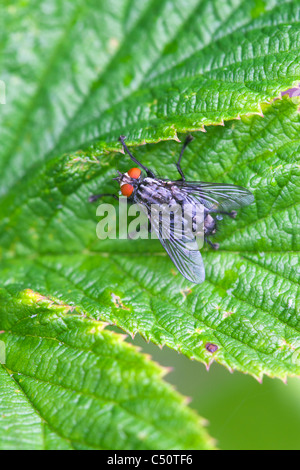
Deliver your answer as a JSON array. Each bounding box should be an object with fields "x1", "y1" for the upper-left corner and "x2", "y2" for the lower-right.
[{"x1": 115, "y1": 167, "x2": 142, "y2": 198}]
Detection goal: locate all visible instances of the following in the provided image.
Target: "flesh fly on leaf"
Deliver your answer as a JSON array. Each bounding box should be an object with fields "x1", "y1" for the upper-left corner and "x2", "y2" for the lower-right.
[{"x1": 90, "y1": 135, "x2": 254, "y2": 284}]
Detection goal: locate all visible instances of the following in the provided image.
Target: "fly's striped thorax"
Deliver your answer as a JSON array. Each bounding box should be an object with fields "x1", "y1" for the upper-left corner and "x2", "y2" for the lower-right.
[{"x1": 135, "y1": 177, "x2": 173, "y2": 206}]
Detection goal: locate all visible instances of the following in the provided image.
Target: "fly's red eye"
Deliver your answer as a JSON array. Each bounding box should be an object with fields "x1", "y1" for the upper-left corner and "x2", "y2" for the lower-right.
[
  {"x1": 121, "y1": 183, "x2": 134, "y2": 197},
  {"x1": 128, "y1": 167, "x2": 141, "y2": 179}
]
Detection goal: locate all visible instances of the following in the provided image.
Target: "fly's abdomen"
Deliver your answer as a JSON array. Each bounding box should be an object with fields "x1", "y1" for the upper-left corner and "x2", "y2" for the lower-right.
[{"x1": 204, "y1": 214, "x2": 216, "y2": 235}]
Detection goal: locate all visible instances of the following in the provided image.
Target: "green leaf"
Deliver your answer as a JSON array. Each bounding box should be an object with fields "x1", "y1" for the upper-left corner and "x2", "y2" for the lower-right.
[
  {"x1": 0, "y1": 288, "x2": 212, "y2": 450},
  {"x1": 1, "y1": 1, "x2": 300, "y2": 449},
  {"x1": 0, "y1": 96, "x2": 299, "y2": 382},
  {"x1": 1, "y1": 0, "x2": 300, "y2": 196}
]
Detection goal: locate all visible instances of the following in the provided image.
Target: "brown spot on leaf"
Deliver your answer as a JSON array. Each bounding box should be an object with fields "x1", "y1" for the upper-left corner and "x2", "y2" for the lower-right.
[{"x1": 205, "y1": 343, "x2": 218, "y2": 354}]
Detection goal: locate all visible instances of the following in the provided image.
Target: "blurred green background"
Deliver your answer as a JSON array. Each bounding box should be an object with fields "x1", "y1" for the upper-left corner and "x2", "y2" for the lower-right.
[{"x1": 132, "y1": 334, "x2": 300, "y2": 450}]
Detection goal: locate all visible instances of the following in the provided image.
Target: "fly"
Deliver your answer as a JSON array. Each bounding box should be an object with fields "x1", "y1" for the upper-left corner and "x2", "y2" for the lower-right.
[{"x1": 89, "y1": 135, "x2": 254, "y2": 284}]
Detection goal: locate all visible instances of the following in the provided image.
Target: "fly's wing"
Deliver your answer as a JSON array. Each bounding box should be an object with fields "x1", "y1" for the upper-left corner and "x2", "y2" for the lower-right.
[
  {"x1": 149, "y1": 203, "x2": 205, "y2": 284},
  {"x1": 159, "y1": 234, "x2": 205, "y2": 284},
  {"x1": 172, "y1": 180, "x2": 254, "y2": 213}
]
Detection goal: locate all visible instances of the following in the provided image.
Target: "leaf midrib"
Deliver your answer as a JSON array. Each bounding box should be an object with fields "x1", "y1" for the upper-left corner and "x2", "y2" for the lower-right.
[
  {"x1": 0, "y1": 365, "x2": 105, "y2": 451},
  {"x1": 0, "y1": 2, "x2": 87, "y2": 170},
  {"x1": 5, "y1": 365, "x2": 197, "y2": 448}
]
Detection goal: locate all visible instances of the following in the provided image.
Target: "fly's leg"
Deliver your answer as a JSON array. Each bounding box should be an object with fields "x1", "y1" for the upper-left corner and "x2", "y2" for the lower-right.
[
  {"x1": 205, "y1": 237, "x2": 219, "y2": 250},
  {"x1": 146, "y1": 210, "x2": 152, "y2": 234},
  {"x1": 215, "y1": 210, "x2": 237, "y2": 219},
  {"x1": 176, "y1": 134, "x2": 194, "y2": 181},
  {"x1": 89, "y1": 193, "x2": 118, "y2": 203},
  {"x1": 119, "y1": 136, "x2": 155, "y2": 177}
]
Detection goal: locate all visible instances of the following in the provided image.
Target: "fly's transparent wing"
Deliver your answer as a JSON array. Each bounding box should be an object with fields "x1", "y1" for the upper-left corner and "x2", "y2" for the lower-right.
[
  {"x1": 149, "y1": 202, "x2": 205, "y2": 284},
  {"x1": 173, "y1": 180, "x2": 254, "y2": 213},
  {"x1": 159, "y1": 235, "x2": 205, "y2": 284}
]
